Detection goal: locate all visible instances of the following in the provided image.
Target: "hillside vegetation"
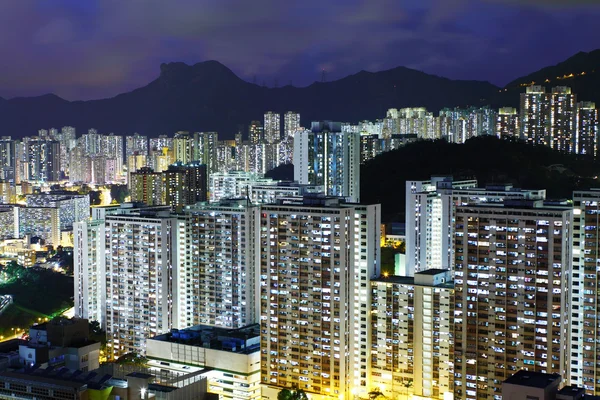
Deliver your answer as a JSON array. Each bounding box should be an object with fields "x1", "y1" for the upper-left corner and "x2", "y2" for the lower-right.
[{"x1": 361, "y1": 136, "x2": 600, "y2": 222}]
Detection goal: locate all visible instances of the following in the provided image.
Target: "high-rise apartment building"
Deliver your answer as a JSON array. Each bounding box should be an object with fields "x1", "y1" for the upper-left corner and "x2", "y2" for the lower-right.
[
  {"x1": 25, "y1": 192, "x2": 90, "y2": 230},
  {"x1": 209, "y1": 171, "x2": 271, "y2": 203},
  {"x1": 550, "y1": 86, "x2": 577, "y2": 153},
  {"x1": 276, "y1": 139, "x2": 293, "y2": 165},
  {"x1": 259, "y1": 196, "x2": 380, "y2": 399},
  {"x1": 216, "y1": 141, "x2": 237, "y2": 173},
  {"x1": 74, "y1": 219, "x2": 105, "y2": 325},
  {"x1": 453, "y1": 200, "x2": 572, "y2": 399},
  {"x1": 497, "y1": 107, "x2": 520, "y2": 139},
  {"x1": 164, "y1": 162, "x2": 208, "y2": 209},
  {"x1": 406, "y1": 179, "x2": 546, "y2": 274},
  {"x1": 193, "y1": 132, "x2": 219, "y2": 176},
  {"x1": 405, "y1": 177, "x2": 478, "y2": 274},
  {"x1": 571, "y1": 190, "x2": 600, "y2": 393},
  {"x1": 437, "y1": 107, "x2": 496, "y2": 143},
  {"x1": 250, "y1": 182, "x2": 324, "y2": 204},
  {"x1": 249, "y1": 121, "x2": 263, "y2": 145},
  {"x1": 68, "y1": 144, "x2": 90, "y2": 183},
  {"x1": 181, "y1": 200, "x2": 260, "y2": 329},
  {"x1": 359, "y1": 134, "x2": 382, "y2": 163},
  {"x1": 17, "y1": 206, "x2": 61, "y2": 245},
  {"x1": 126, "y1": 133, "x2": 148, "y2": 159},
  {"x1": 126, "y1": 153, "x2": 147, "y2": 187},
  {"x1": 90, "y1": 156, "x2": 107, "y2": 185},
  {"x1": 149, "y1": 135, "x2": 173, "y2": 153},
  {"x1": 0, "y1": 137, "x2": 16, "y2": 183},
  {"x1": 26, "y1": 138, "x2": 61, "y2": 182},
  {"x1": 76, "y1": 204, "x2": 182, "y2": 358},
  {"x1": 520, "y1": 85, "x2": 551, "y2": 146},
  {"x1": 294, "y1": 121, "x2": 361, "y2": 203},
  {"x1": 284, "y1": 112, "x2": 301, "y2": 140},
  {"x1": 234, "y1": 144, "x2": 251, "y2": 173},
  {"x1": 371, "y1": 270, "x2": 454, "y2": 400},
  {"x1": 75, "y1": 202, "x2": 263, "y2": 360},
  {"x1": 150, "y1": 147, "x2": 173, "y2": 173},
  {"x1": 56, "y1": 127, "x2": 77, "y2": 178},
  {"x1": 173, "y1": 131, "x2": 194, "y2": 164},
  {"x1": 102, "y1": 134, "x2": 124, "y2": 179},
  {"x1": 577, "y1": 102, "x2": 598, "y2": 156},
  {"x1": 82, "y1": 129, "x2": 103, "y2": 156},
  {"x1": 264, "y1": 112, "x2": 281, "y2": 144},
  {"x1": 248, "y1": 143, "x2": 274, "y2": 175},
  {"x1": 130, "y1": 167, "x2": 165, "y2": 206},
  {"x1": 103, "y1": 207, "x2": 184, "y2": 358}
]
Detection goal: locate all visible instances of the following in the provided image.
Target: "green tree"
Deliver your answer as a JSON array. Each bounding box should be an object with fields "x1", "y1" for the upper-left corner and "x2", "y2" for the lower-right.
[
  {"x1": 278, "y1": 387, "x2": 308, "y2": 400},
  {"x1": 110, "y1": 185, "x2": 129, "y2": 204},
  {"x1": 89, "y1": 190, "x2": 102, "y2": 206},
  {"x1": 2, "y1": 261, "x2": 24, "y2": 281},
  {"x1": 89, "y1": 320, "x2": 102, "y2": 335},
  {"x1": 380, "y1": 247, "x2": 397, "y2": 276},
  {"x1": 401, "y1": 378, "x2": 413, "y2": 400},
  {"x1": 116, "y1": 352, "x2": 148, "y2": 366}
]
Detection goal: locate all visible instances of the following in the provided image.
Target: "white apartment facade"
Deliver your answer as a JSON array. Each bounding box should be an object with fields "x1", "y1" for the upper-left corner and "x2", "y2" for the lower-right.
[
  {"x1": 371, "y1": 269, "x2": 454, "y2": 400},
  {"x1": 259, "y1": 196, "x2": 380, "y2": 400},
  {"x1": 453, "y1": 201, "x2": 572, "y2": 399},
  {"x1": 405, "y1": 177, "x2": 477, "y2": 274},
  {"x1": 294, "y1": 122, "x2": 361, "y2": 203},
  {"x1": 571, "y1": 190, "x2": 600, "y2": 393},
  {"x1": 182, "y1": 200, "x2": 260, "y2": 329},
  {"x1": 74, "y1": 219, "x2": 105, "y2": 325},
  {"x1": 406, "y1": 178, "x2": 547, "y2": 275},
  {"x1": 104, "y1": 210, "x2": 186, "y2": 358}
]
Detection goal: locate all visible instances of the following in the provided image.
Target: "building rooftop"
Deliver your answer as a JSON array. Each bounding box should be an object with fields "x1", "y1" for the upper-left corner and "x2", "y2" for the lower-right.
[
  {"x1": 417, "y1": 268, "x2": 448, "y2": 275},
  {"x1": 557, "y1": 385, "x2": 586, "y2": 399},
  {"x1": 371, "y1": 275, "x2": 414, "y2": 285},
  {"x1": 148, "y1": 383, "x2": 178, "y2": 393},
  {"x1": 127, "y1": 372, "x2": 153, "y2": 379},
  {"x1": 503, "y1": 370, "x2": 561, "y2": 389},
  {"x1": 274, "y1": 194, "x2": 346, "y2": 207},
  {"x1": 151, "y1": 324, "x2": 260, "y2": 355},
  {"x1": 0, "y1": 367, "x2": 113, "y2": 391},
  {"x1": 372, "y1": 269, "x2": 454, "y2": 288}
]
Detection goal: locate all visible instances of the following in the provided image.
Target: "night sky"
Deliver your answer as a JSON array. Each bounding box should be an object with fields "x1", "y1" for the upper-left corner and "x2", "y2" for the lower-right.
[{"x1": 0, "y1": 0, "x2": 598, "y2": 100}]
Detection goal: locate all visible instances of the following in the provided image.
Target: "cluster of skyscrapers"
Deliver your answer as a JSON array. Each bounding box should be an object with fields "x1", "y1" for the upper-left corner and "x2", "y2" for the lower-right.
[
  {"x1": 74, "y1": 195, "x2": 381, "y2": 400},
  {"x1": 341, "y1": 85, "x2": 599, "y2": 163},
  {"x1": 77, "y1": 176, "x2": 600, "y2": 399},
  {"x1": 16, "y1": 84, "x2": 592, "y2": 400},
  {"x1": 399, "y1": 176, "x2": 600, "y2": 399},
  {"x1": 0, "y1": 112, "x2": 299, "y2": 187}
]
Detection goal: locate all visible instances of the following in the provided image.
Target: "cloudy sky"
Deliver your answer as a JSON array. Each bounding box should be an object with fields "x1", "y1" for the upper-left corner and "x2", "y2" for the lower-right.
[{"x1": 0, "y1": 0, "x2": 598, "y2": 100}]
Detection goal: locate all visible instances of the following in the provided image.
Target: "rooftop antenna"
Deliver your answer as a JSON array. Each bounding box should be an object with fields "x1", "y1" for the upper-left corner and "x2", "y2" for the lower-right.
[
  {"x1": 252, "y1": 75, "x2": 257, "y2": 85},
  {"x1": 321, "y1": 69, "x2": 327, "y2": 83}
]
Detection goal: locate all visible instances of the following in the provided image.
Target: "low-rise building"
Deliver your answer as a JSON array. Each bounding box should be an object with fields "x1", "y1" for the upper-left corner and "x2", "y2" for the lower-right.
[
  {"x1": 147, "y1": 324, "x2": 261, "y2": 400},
  {"x1": 502, "y1": 370, "x2": 562, "y2": 400}
]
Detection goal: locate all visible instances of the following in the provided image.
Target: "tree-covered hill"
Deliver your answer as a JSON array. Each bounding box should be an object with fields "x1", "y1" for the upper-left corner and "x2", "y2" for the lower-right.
[{"x1": 361, "y1": 136, "x2": 600, "y2": 222}]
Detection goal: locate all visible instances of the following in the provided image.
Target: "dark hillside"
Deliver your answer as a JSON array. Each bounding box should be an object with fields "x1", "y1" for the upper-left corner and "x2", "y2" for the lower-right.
[{"x1": 361, "y1": 136, "x2": 600, "y2": 222}]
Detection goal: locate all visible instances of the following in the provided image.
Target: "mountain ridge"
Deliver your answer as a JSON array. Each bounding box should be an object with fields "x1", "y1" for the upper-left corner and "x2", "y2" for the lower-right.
[{"x1": 0, "y1": 50, "x2": 598, "y2": 139}]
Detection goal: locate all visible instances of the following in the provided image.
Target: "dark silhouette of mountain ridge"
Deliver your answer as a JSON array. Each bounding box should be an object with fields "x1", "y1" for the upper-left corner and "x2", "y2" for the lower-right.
[
  {"x1": 0, "y1": 60, "x2": 499, "y2": 138},
  {"x1": 495, "y1": 50, "x2": 600, "y2": 107}
]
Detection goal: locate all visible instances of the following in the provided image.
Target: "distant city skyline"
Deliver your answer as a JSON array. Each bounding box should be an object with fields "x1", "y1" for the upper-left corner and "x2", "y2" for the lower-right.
[{"x1": 0, "y1": 1, "x2": 597, "y2": 100}]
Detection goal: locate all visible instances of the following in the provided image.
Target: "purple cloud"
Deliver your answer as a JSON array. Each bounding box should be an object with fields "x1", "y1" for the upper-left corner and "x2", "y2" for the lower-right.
[{"x1": 0, "y1": 0, "x2": 596, "y2": 100}]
